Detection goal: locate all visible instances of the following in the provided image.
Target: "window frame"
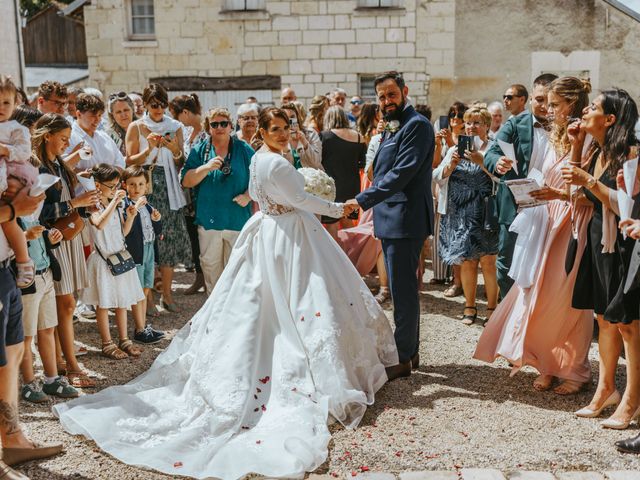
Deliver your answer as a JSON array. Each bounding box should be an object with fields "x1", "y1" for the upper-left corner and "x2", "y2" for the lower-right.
[
  {"x1": 359, "y1": 75, "x2": 378, "y2": 102},
  {"x1": 356, "y1": 0, "x2": 403, "y2": 9},
  {"x1": 128, "y1": 0, "x2": 156, "y2": 40},
  {"x1": 220, "y1": 0, "x2": 267, "y2": 12}
]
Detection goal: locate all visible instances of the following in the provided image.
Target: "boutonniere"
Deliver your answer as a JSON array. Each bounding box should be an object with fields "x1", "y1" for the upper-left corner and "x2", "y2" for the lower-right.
[{"x1": 385, "y1": 120, "x2": 401, "y2": 134}]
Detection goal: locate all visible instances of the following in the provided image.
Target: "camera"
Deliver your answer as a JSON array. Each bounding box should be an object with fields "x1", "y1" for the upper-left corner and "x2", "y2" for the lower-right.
[{"x1": 221, "y1": 162, "x2": 232, "y2": 175}]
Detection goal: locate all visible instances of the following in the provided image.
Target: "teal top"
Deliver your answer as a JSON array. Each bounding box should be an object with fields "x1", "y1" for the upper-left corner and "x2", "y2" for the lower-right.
[
  {"x1": 22, "y1": 218, "x2": 50, "y2": 271},
  {"x1": 181, "y1": 136, "x2": 254, "y2": 231}
]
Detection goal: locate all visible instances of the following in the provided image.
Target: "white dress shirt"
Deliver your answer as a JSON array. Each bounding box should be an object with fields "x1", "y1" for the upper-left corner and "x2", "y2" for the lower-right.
[{"x1": 66, "y1": 122, "x2": 125, "y2": 171}]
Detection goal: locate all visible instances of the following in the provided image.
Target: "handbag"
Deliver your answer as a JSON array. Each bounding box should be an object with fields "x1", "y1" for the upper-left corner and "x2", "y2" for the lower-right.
[
  {"x1": 481, "y1": 165, "x2": 499, "y2": 232},
  {"x1": 93, "y1": 207, "x2": 136, "y2": 276},
  {"x1": 52, "y1": 210, "x2": 84, "y2": 241}
]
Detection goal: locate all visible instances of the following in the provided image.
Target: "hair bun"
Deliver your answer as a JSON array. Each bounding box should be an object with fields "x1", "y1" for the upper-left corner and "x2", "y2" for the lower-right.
[{"x1": 580, "y1": 78, "x2": 592, "y2": 94}]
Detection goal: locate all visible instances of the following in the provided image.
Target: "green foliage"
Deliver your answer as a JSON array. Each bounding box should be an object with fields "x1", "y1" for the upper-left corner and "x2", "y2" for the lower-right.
[{"x1": 20, "y1": 0, "x2": 74, "y2": 19}]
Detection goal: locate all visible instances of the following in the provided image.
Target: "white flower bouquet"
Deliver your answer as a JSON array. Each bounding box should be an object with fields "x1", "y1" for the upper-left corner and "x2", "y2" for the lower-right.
[{"x1": 299, "y1": 168, "x2": 336, "y2": 202}]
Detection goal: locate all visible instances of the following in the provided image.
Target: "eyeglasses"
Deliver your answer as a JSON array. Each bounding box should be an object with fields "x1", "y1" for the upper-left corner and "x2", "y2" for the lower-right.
[
  {"x1": 148, "y1": 102, "x2": 167, "y2": 109},
  {"x1": 99, "y1": 181, "x2": 119, "y2": 191},
  {"x1": 350, "y1": 100, "x2": 363, "y2": 105},
  {"x1": 109, "y1": 91, "x2": 129, "y2": 101},
  {"x1": 503, "y1": 94, "x2": 523, "y2": 101},
  {"x1": 210, "y1": 121, "x2": 230, "y2": 129},
  {"x1": 45, "y1": 98, "x2": 67, "y2": 108}
]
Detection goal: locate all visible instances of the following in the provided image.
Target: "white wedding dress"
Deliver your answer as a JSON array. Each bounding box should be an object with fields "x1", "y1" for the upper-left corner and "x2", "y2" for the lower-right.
[{"x1": 53, "y1": 151, "x2": 398, "y2": 480}]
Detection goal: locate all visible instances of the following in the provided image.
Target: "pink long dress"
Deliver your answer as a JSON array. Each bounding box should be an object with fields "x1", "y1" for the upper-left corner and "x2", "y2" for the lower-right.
[{"x1": 474, "y1": 148, "x2": 594, "y2": 383}]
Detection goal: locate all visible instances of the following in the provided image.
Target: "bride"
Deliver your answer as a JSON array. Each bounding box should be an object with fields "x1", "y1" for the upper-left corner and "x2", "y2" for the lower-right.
[{"x1": 53, "y1": 107, "x2": 399, "y2": 480}]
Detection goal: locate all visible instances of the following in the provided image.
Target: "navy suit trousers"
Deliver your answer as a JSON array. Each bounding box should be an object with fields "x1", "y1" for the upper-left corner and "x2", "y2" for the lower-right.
[{"x1": 381, "y1": 237, "x2": 424, "y2": 363}]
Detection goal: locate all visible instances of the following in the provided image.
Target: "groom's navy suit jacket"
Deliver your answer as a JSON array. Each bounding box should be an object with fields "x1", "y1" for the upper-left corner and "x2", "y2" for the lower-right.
[{"x1": 356, "y1": 105, "x2": 434, "y2": 239}]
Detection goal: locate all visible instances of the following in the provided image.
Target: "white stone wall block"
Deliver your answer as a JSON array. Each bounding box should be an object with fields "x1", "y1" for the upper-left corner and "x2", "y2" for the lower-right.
[
  {"x1": 297, "y1": 45, "x2": 321, "y2": 59},
  {"x1": 290, "y1": 60, "x2": 312, "y2": 74},
  {"x1": 398, "y1": 42, "x2": 416, "y2": 57},
  {"x1": 347, "y1": 44, "x2": 372, "y2": 59},
  {"x1": 356, "y1": 28, "x2": 385, "y2": 44},
  {"x1": 309, "y1": 15, "x2": 335, "y2": 30},
  {"x1": 303, "y1": 30, "x2": 329, "y2": 45},
  {"x1": 386, "y1": 28, "x2": 405, "y2": 42},
  {"x1": 271, "y1": 46, "x2": 296, "y2": 60},
  {"x1": 269, "y1": 2, "x2": 291, "y2": 15},
  {"x1": 312, "y1": 59, "x2": 336, "y2": 74},
  {"x1": 272, "y1": 15, "x2": 300, "y2": 31},
  {"x1": 253, "y1": 46, "x2": 271, "y2": 61},
  {"x1": 321, "y1": 45, "x2": 346, "y2": 59},
  {"x1": 279, "y1": 30, "x2": 302, "y2": 46},
  {"x1": 329, "y1": 29, "x2": 356, "y2": 44}
]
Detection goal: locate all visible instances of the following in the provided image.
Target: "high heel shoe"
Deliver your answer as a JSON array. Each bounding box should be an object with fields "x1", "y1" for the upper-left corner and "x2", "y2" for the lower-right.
[
  {"x1": 601, "y1": 404, "x2": 640, "y2": 430},
  {"x1": 575, "y1": 390, "x2": 621, "y2": 418}
]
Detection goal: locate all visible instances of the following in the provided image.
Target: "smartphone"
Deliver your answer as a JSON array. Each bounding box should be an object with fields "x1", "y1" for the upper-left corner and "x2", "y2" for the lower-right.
[
  {"x1": 438, "y1": 115, "x2": 449, "y2": 130},
  {"x1": 457, "y1": 135, "x2": 474, "y2": 158},
  {"x1": 164, "y1": 131, "x2": 176, "y2": 140},
  {"x1": 289, "y1": 117, "x2": 298, "y2": 132}
]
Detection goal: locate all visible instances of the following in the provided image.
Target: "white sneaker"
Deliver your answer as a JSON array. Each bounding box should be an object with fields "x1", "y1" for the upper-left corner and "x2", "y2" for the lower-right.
[{"x1": 76, "y1": 302, "x2": 96, "y2": 319}]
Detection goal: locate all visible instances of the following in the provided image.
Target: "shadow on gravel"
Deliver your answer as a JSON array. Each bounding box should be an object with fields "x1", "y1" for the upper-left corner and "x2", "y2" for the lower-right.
[{"x1": 20, "y1": 464, "x2": 93, "y2": 479}]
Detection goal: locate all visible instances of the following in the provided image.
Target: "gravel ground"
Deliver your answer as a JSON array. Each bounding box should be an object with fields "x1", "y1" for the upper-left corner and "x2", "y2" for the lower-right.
[{"x1": 14, "y1": 267, "x2": 640, "y2": 479}]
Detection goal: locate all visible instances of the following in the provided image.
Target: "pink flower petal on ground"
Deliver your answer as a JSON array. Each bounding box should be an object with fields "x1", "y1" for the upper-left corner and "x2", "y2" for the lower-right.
[
  {"x1": 259, "y1": 376, "x2": 270, "y2": 384},
  {"x1": 174, "y1": 462, "x2": 183, "y2": 468}
]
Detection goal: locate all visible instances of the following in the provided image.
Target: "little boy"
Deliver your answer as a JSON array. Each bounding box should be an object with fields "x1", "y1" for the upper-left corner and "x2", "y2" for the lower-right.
[{"x1": 122, "y1": 165, "x2": 165, "y2": 344}]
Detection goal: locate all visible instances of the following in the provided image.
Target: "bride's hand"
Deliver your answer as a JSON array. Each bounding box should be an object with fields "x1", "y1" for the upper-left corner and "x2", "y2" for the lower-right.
[{"x1": 343, "y1": 200, "x2": 359, "y2": 217}]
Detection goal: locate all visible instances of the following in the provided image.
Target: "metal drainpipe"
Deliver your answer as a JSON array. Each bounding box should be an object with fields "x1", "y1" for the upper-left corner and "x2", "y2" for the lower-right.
[{"x1": 14, "y1": 0, "x2": 26, "y2": 88}]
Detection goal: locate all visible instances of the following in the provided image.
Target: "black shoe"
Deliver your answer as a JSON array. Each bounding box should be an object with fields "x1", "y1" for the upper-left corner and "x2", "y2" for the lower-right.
[
  {"x1": 134, "y1": 325, "x2": 165, "y2": 344},
  {"x1": 385, "y1": 361, "x2": 412, "y2": 382},
  {"x1": 411, "y1": 353, "x2": 420, "y2": 370},
  {"x1": 615, "y1": 433, "x2": 640, "y2": 454}
]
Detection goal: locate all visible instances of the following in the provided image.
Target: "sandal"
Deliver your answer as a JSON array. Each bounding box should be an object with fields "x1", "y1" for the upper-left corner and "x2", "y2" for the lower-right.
[
  {"x1": 461, "y1": 306, "x2": 478, "y2": 326},
  {"x1": 374, "y1": 287, "x2": 390, "y2": 304},
  {"x1": 56, "y1": 361, "x2": 67, "y2": 376},
  {"x1": 533, "y1": 374, "x2": 554, "y2": 392},
  {"x1": 102, "y1": 341, "x2": 128, "y2": 360},
  {"x1": 483, "y1": 307, "x2": 496, "y2": 327},
  {"x1": 119, "y1": 339, "x2": 142, "y2": 357},
  {"x1": 444, "y1": 284, "x2": 463, "y2": 297},
  {"x1": 66, "y1": 371, "x2": 96, "y2": 388},
  {"x1": 554, "y1": 380, "x2": 586, "y2": 396}
]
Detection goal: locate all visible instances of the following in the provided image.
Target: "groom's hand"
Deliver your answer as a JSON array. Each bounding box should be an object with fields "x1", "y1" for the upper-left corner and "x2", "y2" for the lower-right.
[{"x1": 343, "y1": 199, "x2": 360, "y2": 217}]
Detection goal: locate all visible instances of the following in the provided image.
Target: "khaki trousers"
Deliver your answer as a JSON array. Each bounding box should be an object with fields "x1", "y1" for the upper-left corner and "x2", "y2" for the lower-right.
[{"x1": 198, "y1": 227, "x2": 240, "y2": 294}]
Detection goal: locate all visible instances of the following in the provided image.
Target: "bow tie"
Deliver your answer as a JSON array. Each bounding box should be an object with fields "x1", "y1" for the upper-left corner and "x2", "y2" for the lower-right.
[{"x1": 533, "y1": 121, "x2": 551, "y2": 132}]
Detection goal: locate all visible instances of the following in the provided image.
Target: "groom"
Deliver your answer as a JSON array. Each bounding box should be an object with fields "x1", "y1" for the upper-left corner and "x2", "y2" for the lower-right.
[{"x1": 347, "y1": 71, "x2": 434, "y2": 381}]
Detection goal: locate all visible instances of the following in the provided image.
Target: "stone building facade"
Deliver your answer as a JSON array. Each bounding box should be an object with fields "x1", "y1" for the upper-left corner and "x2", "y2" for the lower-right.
[
  {"x1": 1, "y1": 0, "x2": 25, "y2": 87},
  {"x1": 84, "y1": 0, "x2": 639, "y2": 115}
]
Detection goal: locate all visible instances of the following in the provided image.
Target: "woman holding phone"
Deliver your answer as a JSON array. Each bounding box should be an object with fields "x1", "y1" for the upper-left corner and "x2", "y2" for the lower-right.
[
  {"x1": 433, "y1": 105, "x2": 498, "y2": 324},
  {"x1": 281, "y1": 103, "x2": 323, "y2": 170}
]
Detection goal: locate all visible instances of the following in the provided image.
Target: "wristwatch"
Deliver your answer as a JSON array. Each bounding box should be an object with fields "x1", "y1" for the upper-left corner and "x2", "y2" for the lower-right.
[{"x1": 585, "y1": 176, "x2": 597, "y2": 190}]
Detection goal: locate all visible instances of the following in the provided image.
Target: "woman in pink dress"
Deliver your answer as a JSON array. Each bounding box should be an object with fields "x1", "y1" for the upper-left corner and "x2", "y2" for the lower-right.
[{"x1": 474, "y1": 77, "x2": 595, "y2": 395}]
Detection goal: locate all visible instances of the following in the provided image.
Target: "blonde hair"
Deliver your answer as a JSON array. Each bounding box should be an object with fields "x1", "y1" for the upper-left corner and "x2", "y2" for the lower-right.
[
  {"x1": 307, "y1": 95, "x2": 329, "y2": 131},
  {"x1": 549, "y1": 77, "x2": 592, "y2": 154},
  {"x1": 463, "y1": 106, "x2": 492, "y2": 128},
  {"x1": 204, "y1": 107, "x2": 232, "y2": 131}
]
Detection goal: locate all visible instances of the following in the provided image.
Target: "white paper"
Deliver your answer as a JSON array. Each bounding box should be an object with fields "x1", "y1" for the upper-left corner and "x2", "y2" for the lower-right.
[
  {"x1": 618, "y1": 190, "x2": 634, "y2": 238},
  {"x1": 623, "y1": 157, "x2": 638, "y2": 196},
  {"x1": 77, "y1": 174, "x2": 96, "y2": 192},
  {"x1": 497, "y1": 139, "x2": 519, "y2": 175},
  {"x1": 505, "y1": 178, "x2": 548, "y2": 208},
  {"x1": 527, "y1": 168, "x2": 544, "y2": 187},
  {"x1": 29, "y1": 173, "x2": 60, "y2": 196}
]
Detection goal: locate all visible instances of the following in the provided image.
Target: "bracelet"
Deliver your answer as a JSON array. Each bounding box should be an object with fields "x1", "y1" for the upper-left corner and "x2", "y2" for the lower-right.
[
  {"x1": 172, "y1": 151, "x2": 183, "y2": 160},
  {"x1": 6, "y1": 203, "x2": 15, "y2": 221}
]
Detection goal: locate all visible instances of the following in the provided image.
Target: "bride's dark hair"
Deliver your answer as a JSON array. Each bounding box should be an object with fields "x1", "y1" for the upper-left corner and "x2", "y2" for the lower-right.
[{"x1": 251, "y1": 107, "x2": 290, "y2": 151}]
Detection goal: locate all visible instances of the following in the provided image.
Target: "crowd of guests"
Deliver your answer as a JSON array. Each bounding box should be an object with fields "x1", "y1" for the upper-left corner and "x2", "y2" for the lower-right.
[{"x1": 1, "y1": 70, "x2": 640, "y2": 478}]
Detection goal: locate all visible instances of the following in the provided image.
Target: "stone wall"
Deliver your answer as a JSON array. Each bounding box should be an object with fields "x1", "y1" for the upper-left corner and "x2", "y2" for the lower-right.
[
  {"x1": 84, "y1": 0, "x2": 456, "y2": 110},
  {"x1": 1, "y1": 0, "x2": 24, "y2": 85},
  {"x1": 451, "y1": 0, "x2": 640, "y2": 115}
]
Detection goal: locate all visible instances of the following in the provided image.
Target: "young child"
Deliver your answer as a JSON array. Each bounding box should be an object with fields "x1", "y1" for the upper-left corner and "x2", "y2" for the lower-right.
[
  {"x1": 121, "y1": 165, "x2": 165, "y2": 344},
  {"x1": 81, "y1": 163, "x2": 146, "y2": 359},
  {"x1": 0, "y1": 75, "x2": 39, "y2": 288}
]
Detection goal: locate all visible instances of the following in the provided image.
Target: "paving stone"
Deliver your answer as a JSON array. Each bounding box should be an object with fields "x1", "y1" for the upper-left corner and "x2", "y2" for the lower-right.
[
  {"x1": 308, "y1": 475, "x2": 336, "y2": 480},
  {"x1": 461, "y1": 469, "x2": 506, "y2": 480},
  {"x1": 510, "y1": 472, "x2": 556, "y2": 480},
  {"x1": 353, "y1": 474, "x2": 396, "y2": 480},
  {"x1": 400, "y1": 472, "x2": 458, "y2": 480},
  {"x1": 556, "y1": 474, "x2": 605, "y2": 480},
  {"x1": 605, "y1": 473, "x2": 640, "y2": 480}
]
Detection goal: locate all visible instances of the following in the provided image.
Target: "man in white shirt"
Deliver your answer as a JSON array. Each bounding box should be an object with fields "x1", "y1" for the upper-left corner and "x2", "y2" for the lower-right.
[
  {"x1": 0, "y1": 185, "x2": 63, "y2": 476},
  {"x1": 64, "y1": 93, "x2": 125, "y2": 172},
  {"x1": 487, "y1": 101, "x2": 504, "y2": 140}
]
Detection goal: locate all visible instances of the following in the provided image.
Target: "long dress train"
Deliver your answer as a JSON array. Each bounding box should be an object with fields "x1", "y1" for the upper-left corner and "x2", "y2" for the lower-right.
[
  {"x1": 53, "y1": 151, "x2": 398, "y2": 480},
  {"x1": 474, "y1": 148, "x2": 594, "y2": 382}
]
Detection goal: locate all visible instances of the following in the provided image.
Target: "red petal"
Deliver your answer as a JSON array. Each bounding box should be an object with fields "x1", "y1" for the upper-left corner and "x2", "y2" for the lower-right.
[
  {"x1": 315, "y1": 312, "x2": 321, "y2": 316},
  {"x1": 361, "y1": 466, "x2": 370, "y2": 472},
  {"x1": 259, "y1": 376, "x2": 270, "y2": 384},
  {"x1": 256, "y1": 388, "x2": 262, "y2": 393},
  {"x1": 261, "y1": 404, "x2": 266, "y2": 411},
  {"x1": 300, "y1": 316, "x2": 305, "y2": 322},
  {"x1": 253, "y1": 407, "x2": 259, "y2": 412},
  {"x1": 256, "y1": 440, "x2": 261, "y2": 444},
  {"x1": 173, "y1": 462, "x2": 183, "y2": 468},
  {"x1": 395, "y1": 451, "x2": 402, "y2": 457},
  {"x1": 351, "y1": 472, "x2": 357, "y2": 477}
]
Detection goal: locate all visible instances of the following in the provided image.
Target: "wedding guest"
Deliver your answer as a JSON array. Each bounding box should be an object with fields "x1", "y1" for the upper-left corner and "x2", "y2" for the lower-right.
[
  {"x1": 37, "y1": 81, "x2": 67, "y2": 115},
  {"x1": 0, "y1": 182, "x2": 61, "y2": 478},
  {"x1": 106, "y1": 91, "x2": 137, "y2": 157},
  {"x1": 169, "y1": 93, "x2": 208, "y2": 295},
  {"x1": 280, "y1": 87, "x2": 297, "y2": 106},
  {"x1": 415, "y1": 104, "x2": 432, "y2": 122},
  {"x1": 181, "y1": 108, "x2": 254, "y2": 294},
  {"x1": 348, "y1": 95, "x2": 363, "y2": 124},
  {"x1": 475, "y1": 77, "x2": 594, "y2": 395},
  {"x1": 487, "y1": 101, "x2": 503, "y2": 140},
  {"x1": 321, "y1": 106, "x2": 366, "y2": 240},
  {"x1": 125, "y1": 83, "x2": 190, "y2": 313},
  {"x1": 11, "y1": 105, "x2": 43, "y2": 132},
  {"x1": 484, "y1": 73, "x2": 558, "y2": 299},
  {"x1": 503, "y1": 84, "x2": 528, "y2": 117},
  {"x1": 128, "y1": 92, "x2": 144, "y2": 118},
  {"x1": 66, "y1": 86, "x2": 82, "y2": 121},
  {"x1": 562, "y1": 88, "x2": 640, "y2": 429},
  {"x1": 356, "y1": 103, "x2": 381, "y2": 146},
  {"x1": 329, "y1": 88, "x2": 347, "y2": 108},
  {"x1": 236, "y1": 103, "x2": 259, "y2": 145},
  {"x1": 281, "y1": 103, "x2": 323, "y2": 170},
  {"x1": 64, "y1": 93, "x2": 125, "y2": 172},
  {"x1": 307, "y1": 95, "x2": 329, "y2": 134},
  {"x1": 433, "y1": 106, "x2": 498, "y2": 324},
  {"x1": 36, "y1": 114, "x2": 99, "y2": 388}
]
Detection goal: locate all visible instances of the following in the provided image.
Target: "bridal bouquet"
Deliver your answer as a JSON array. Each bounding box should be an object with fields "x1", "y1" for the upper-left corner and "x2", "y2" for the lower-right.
[{"x1": 299, "y1": 168, "x2": 336, "y2": 202}]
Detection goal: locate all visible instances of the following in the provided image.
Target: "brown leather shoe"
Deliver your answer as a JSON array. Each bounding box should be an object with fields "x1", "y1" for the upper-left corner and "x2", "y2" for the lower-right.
[
  {"x1": 411, "y1": 353, "x2": 420, "y2": 370},
  {"x1": 0, "y1": 460, "x2": 29, "y2": 480},
  {"x1": 183, "y1": 273, "x2": 205, "y2": 295},
  {"x1": 385, "y1": 361, "x2": 412, "y2": 381},
  {"x1": 2, "y1": 443, "x2": 63, "y2": 467}
]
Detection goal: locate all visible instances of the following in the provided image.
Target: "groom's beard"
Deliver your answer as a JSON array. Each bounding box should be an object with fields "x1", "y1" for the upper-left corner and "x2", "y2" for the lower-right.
[{"x1": 383, "y1": 98, "x2": 405, "y2": 122}]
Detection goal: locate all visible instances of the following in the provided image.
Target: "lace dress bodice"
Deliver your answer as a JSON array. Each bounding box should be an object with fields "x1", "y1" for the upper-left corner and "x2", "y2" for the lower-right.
[{"x1": 249, "y1": 151, "x2": 344, "y2": 218}]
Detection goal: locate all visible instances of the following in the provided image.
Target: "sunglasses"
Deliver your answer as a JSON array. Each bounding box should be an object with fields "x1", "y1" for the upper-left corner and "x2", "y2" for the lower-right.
[
  {"x1": 449, "y1": 113, "x2": 464, "y2": 120},
  {"x1": 210, "y1": 121, "x2": 230, "y2": 129},
  {"x1": 350, "y1": 100, "x2": 363, "y2": 105},
  {"x1": 503, "y1": 94, "x2": 523, "y2": 101},
  {"x1": 109, "y1": 91, "x2": 129, "y2": 101},
  {"x1": 148, "y1": 102, "x2": 167, "y2": 109}
]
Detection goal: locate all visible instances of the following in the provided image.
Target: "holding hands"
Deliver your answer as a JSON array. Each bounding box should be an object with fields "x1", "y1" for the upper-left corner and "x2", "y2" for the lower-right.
[{"x1": 343, "y1": 199, "x2": 360, "y2": 217}]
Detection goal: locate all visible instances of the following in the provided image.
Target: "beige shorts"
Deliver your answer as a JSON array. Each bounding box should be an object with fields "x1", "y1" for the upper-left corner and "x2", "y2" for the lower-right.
[{"x1": 21, "y1": 268, "x2": 58, "y2": 337}]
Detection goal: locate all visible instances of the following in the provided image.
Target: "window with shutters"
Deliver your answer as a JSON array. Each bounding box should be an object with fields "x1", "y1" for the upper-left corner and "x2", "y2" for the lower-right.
[
  {"x1": 221, "y1": 0, "x2": 266, "y2": 11},
  {"x1": 359, "y1": 75, "x2": 377, "y2": 101},
  {"x1": 128, "y1": 0, "x2": 155, "y2": 39},
  {"x1": 356, "y1": 0, "x2": 403, "y2": 8}
]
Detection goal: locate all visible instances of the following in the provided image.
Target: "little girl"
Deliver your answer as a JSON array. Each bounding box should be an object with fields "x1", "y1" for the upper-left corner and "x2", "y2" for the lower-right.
[
  {"x1": 0, "y1": 75, "x2": 38, "y2": 287},
  {"x1": 81, "y1": 163, "x2": 145, "y2": 359}
]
